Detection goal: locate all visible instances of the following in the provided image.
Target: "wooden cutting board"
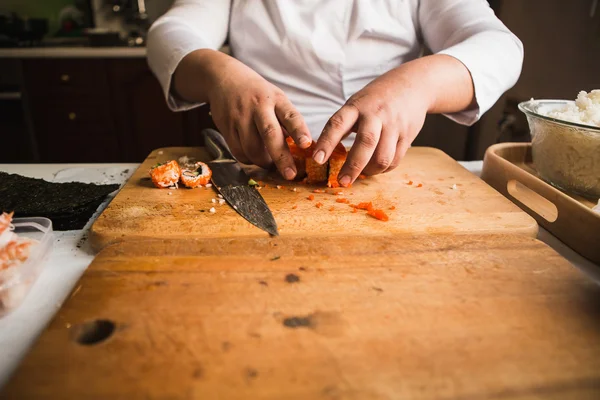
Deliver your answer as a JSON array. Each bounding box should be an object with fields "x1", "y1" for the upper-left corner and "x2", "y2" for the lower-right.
[
  {"x1": 89, "y1": 147, "x2": 538, "y2": 251},
  {"x1": 5, "y1": 235, "x2": 600, "y2": 399}
]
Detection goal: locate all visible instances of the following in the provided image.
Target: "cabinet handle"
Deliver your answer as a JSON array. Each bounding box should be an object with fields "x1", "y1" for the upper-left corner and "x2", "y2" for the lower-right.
[
  {"x1": 68, "y1": 112, "x2": 77, "y2": 121},
  {"x1": 60, "y1": 74, "x2": 70, "y2": 83}
]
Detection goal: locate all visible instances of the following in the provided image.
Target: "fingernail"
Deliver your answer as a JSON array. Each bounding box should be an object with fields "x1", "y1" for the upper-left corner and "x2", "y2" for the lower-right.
[
  {"x1": 283, "y1": 167, "x2": 296, "y2": 180},
  {"x1": 339, "y1": 175, "x2": 351, "y2": 187},
  {"x1": 313, "y1": 150, "x2": 325, "y2": 164},
  {"x1": 297, "y1": 136, "x2": 310, "y2": 148}
]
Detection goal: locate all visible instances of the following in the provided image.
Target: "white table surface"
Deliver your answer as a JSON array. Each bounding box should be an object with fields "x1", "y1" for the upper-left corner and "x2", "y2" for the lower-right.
[{"x1": 0, "y1": 161, "x2": 598, "y2": 389}]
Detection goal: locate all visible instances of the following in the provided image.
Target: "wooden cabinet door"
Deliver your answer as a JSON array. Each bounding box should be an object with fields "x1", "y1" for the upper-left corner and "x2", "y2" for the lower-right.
[
  {"x1": 107, "y1": 59, "x2": 186, "y2": 162},
  {"x1": 22, "y1": 59, "x2": 122, "y2": 163}
]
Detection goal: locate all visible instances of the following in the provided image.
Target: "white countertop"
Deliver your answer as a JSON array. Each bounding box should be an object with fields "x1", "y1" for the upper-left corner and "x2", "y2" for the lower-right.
[
  {"x1": 0, "y1": 161, "x2": 599, "y2": 389},
  {"x1": 0, "y1": 47, "x2": 146, "y2": 59}
]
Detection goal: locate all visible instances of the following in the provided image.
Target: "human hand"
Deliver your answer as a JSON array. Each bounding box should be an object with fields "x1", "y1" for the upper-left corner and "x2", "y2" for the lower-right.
[
  {"x1": 205, "y1": 55, "x2": 312, "y2": 179},
  {"x1": 312, "y1": 66, "x2": 433, "y2": 187}
]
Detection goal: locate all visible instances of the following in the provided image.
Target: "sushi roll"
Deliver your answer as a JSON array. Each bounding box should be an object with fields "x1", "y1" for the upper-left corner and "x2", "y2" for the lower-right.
[
  {"x1": 180, "y1": 161, "x2": 212, "y2": 188},
  {"x1": 286, "y1": 137, "x2": 308, "y2": 179},
  {"x1": 327, "y1": 142, "x2": 347, "y2": 188},
  {"x1": 284, "y1": 138, "x2": 349, "y2": 187},
  {"x1": 150, "y1": 160, "x2": 181, "y2": 188},
  {"x1": 305, "y1": 155, "x2": 328, "y2": 184}
]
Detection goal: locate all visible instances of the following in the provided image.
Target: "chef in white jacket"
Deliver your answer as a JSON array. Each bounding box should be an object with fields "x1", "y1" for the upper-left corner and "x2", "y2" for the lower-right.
[{"x1": 147, "y1": 0, "x2": 523, "y2": 187}]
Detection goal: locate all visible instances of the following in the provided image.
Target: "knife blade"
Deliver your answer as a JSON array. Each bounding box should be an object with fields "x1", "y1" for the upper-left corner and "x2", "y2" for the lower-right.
[{"x1": 201, "y1": 128, "x2": 279, "y2": 236}]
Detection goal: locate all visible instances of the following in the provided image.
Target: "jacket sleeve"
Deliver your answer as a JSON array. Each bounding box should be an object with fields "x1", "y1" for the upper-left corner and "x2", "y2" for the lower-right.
[
  {"x1": 146, "y1": 0, "x2": 231, "y2": 111},
  {"x1": 419, "y1": 0, "x2": 524, "y2": 125}
]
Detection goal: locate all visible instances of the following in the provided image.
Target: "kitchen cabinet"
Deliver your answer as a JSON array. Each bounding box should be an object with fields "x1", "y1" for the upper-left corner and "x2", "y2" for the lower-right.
[
  {"x1": 15, "y1": 57, "x2": 215, "y2": 163},
  {"x1": 23, "y1": 59, "x2": 121, "y2": 163},
  {"x1": 106, "y1": 59, "x2": 186, "y2": 161},
  {"x1": 0, "y1": 59, "x2": 37, "y2": 163}
]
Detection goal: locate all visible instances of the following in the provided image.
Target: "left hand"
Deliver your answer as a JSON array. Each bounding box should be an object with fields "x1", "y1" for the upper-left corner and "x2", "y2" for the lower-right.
[{"x1": 311, "y1": 68, "x2": 433, "y2": 187}]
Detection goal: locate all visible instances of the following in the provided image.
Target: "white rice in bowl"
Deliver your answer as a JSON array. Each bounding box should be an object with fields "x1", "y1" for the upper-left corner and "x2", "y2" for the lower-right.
[
  {"x1": 544, "y1": 90, "x2": 600, "y2": 127},
  {"x1": 519, "y1": 91, "x2": 600, "y2": 199}
]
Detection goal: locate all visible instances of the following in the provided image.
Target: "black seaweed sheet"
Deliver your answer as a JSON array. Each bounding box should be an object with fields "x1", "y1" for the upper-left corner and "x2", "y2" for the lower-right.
[{"x1": 0, "y1": 172, "x2": 120, "y2": 230}]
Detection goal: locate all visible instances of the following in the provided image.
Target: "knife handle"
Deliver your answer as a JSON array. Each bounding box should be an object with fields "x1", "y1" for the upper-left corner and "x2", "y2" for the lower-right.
[{"x1": 202, "y1": 129, "x2": 235, "y2": 162}]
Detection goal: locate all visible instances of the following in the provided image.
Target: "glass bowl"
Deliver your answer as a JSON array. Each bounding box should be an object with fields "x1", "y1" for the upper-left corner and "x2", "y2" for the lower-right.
[
  {"x1": 518, "y1": 99, "x2": 600, "y2": 199},
  {"x1": 0, "y1": 217, "x2": 53, "y2": 317}
]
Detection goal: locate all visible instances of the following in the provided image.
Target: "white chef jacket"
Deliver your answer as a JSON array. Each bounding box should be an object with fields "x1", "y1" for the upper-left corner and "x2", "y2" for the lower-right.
[{"x1": 147, "y1": 0, "x2": 523, "y2": 142}]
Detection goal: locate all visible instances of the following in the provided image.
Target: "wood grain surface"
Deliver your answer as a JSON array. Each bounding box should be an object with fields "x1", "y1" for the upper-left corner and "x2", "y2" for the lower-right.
[
  {"x1": 89, "y1": 147, "x2": 538, "y2": 251},
  {"x1": 5, "y1": 235, "x2": 600, "y2": 399}
]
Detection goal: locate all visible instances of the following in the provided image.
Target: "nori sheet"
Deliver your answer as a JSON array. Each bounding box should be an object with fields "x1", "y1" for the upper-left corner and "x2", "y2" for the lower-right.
[{"x1": 0, "y1": 172, "x2": 120, "y2": 230}]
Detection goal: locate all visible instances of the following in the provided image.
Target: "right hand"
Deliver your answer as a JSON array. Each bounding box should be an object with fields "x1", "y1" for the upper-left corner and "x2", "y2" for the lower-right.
[{"x1": 202, "y1": 52, "x2": 312, "y2": 180}]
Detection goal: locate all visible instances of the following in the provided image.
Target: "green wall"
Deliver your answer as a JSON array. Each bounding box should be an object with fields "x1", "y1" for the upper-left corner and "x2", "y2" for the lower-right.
[{"x1": 1, "y1": 0, "x2": 78, "y2": 35}]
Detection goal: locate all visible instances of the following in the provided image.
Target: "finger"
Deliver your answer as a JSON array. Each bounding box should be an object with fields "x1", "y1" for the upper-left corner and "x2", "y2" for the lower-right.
[
  {"x1": 313, "y1": 104, "x2": 360, "y2": 165},
  {"x1": 275, "y1": 99, "x2": 312, "y2": 149},
  {"x1": 214, "y1": 116, "x2": 251, "y2": 164},
  {"x1": 238, "y1": 119, "x2": 272, "y2": 169},
  {"x1": 254, "y1": 108, "x2": 297, "y2": 180},
  {"x1": 229, "y1": 128, "x2": 252, "y2": 165},
  {"x1": 362, "y1": 126, "x2": 398, "y2": 176},
  {"x1": 338, "y1": 116, "x2": 382, "y2": 187},
  {"x1": 383, "y1": 136, "x2": 410, "y2": 173}
]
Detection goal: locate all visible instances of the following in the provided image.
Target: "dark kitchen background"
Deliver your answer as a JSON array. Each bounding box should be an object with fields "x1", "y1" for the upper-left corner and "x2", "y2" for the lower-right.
[{"x1": 0, "y1": 0, "x2": 599, "y2": 163}]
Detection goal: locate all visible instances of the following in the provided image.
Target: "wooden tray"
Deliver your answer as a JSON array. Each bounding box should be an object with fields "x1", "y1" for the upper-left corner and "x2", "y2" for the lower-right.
[
  {"x1": 5, "y1": 235, "x2": 600, "y2": 399},
  {"x1": 481, "y1": 143, "x2": 600, "y2": 265},
  {"x1": 89, "y1": 146, "x2": 537, "y2": 251}
]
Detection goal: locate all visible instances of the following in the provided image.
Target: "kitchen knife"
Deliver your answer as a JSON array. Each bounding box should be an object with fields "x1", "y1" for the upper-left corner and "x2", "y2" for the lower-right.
[{"x1": 202, "y1": 128, "x2": 279, "y2": 236}]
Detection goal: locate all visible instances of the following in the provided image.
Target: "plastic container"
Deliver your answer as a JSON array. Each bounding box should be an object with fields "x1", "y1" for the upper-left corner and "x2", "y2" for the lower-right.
[
  {"x1": 0, "y1": 217, "x2": 53, "y2": 317},
  {"x1": 519, "y1": 99, "x2": 600, "y2": 199}
]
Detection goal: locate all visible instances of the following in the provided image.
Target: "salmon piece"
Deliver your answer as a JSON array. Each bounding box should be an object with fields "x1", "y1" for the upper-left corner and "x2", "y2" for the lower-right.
[
  {"x1": 306, "y1": 159, "x2": 328, "y2": 184},
  {"x1": 286, "y1": 137, "x2": 308, "y2": 179},
  {"x1": 151, "y1": 160, "x2": 181, "y2": 188},
  {"x1": 327, "y1": 143, "x2": 347, "y2": 188},
  {"x1": 0, "y1": 212, "x2": 14, "y2": 237},
  {"x1": 0, "y1": 239, "x2": 34, "y2": 270},
  {"x1": 180, "y1": 161, "x2": 212, "y2": 188},
  {"x1": 355, "y1": 202, "x2": 374, "y2": 212},
  {"x1": 286, "y1": 138, "x2": 347, "y2": 187},
  {"x1": 367, "y1": 209, "x2": 389, "y2": 222}
]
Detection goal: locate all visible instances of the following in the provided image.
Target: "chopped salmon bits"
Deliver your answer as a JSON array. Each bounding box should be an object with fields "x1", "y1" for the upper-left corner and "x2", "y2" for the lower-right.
[{"x1": 367, "y1": 209, "x2": 389, "y2": 221}]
